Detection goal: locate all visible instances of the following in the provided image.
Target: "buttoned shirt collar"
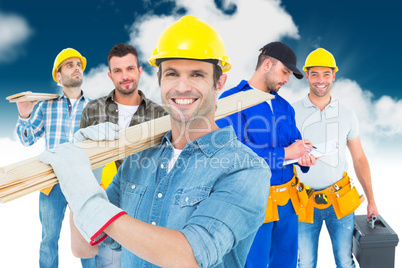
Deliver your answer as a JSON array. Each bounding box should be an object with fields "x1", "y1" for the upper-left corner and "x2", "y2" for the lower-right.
[
  {"x1": 161, "y1": 126, "x2": 237, "y2": 158},
  {"x1": 58, "y1": 90, "x2": 89, "y2": 102},
  {"x1": 303, "y1": 94, "x2": 337, "y2": 109}
]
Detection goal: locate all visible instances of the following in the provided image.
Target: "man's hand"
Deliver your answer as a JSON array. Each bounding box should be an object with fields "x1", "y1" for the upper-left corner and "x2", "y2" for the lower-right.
[
  {"x1": 74, "y1": 122, "x2": 120, "y2": 143},
  {"x1": 39, "y1": 142, "x2": 124, "y2": 244},
  {"x1": 367, "y1": 202, "x2": 379, "y2": 221},
  {"x1": 298, "y1": 152, "x2": 317, "y2": 167},
  {"x1": 39, "y1": 143, "x2": 100, "y2": 205},
  {"x1": 16, "y1": 100, "x2": 39, "y2": 119},
  {"x1": 285, "y1": 139, "x2": 313, "y2": 160}
]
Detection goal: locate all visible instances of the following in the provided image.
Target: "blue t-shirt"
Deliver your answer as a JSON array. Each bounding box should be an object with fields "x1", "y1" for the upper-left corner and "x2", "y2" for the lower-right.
[
  {"x1": 105, "y1": 127, "x2": 271, "y2": 267},
  {"x1": 216, "y1": 80, "x2": 308, "y2": 185}
]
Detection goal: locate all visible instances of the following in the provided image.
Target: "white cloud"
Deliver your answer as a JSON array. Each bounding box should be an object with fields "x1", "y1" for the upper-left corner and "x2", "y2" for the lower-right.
[
  {"x1": 0, "y1": 135, "x2": 45, "y2": 166},
  {"x1": 0, "y1": 11, "x2": 32, "y2": 63},
  {"x1": 373, "y1": 95, "x2": 402, "y2": 136},
  {"x1": 82, "y1": 64, "x2": 115, "y2": 99}
]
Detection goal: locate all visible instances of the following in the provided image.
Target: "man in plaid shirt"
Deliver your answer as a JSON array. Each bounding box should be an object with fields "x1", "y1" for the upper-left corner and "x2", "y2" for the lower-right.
[
  {"x1": 77, "y1": 43, "x2": 167, "y2": 267},
  {"x1": 15, "y1": 48, "x2": 94, "y2": 268}
]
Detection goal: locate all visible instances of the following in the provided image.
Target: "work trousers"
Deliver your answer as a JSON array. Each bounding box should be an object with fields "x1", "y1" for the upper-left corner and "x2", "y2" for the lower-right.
[
  {"x1": 245, "y1": 200, "x2": 298, "y2": 268},
  {"x1": 298, "y1": 206, "x2": 355, "y2": 268},
  {"x1": 39, "y1": 184, "x2": 95, "y2": 267}
]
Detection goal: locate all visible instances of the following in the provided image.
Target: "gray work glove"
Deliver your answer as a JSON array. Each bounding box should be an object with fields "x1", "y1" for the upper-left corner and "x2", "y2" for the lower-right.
[
  {"x1": 74, "y1": 122, "x2": 120, "y2": 143},
  {"x1": 39, "y1": 143, "x2": 126, "y2": 245}
]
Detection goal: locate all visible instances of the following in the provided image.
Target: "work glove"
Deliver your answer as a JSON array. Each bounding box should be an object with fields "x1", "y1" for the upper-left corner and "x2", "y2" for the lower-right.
[
  {"x1": 39, "y1": 142, "x2": 126, "y2": 245},
  {"x1": 74, "y1": 122, "x2": 119, "y2": 184},
  {"x1": 74, "y1": 122, "x2": 120, "y2": 143}
]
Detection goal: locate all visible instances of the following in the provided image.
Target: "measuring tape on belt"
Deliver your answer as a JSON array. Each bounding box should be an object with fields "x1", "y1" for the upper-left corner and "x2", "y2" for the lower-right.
[
  {"x1": 264, "y1": 167, "x2": 309, "y2": 223},
  {"x1": 298, "y1": 172, "x2": 365, "y2": 223}
]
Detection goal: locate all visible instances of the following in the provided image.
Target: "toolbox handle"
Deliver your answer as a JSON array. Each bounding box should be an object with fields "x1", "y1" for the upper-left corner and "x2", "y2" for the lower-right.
[{"x1": 366, "y1": 214, "x2": 377, "y2": 229}]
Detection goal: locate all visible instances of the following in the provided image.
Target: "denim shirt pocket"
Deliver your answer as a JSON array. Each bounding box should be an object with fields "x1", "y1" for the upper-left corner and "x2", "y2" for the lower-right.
[
  {"x1": 120, "y1": 180, "x2": 147, "y2": 218},
  {"x1": 174, "y1": 186, "x2": 212, "y2": 207}
]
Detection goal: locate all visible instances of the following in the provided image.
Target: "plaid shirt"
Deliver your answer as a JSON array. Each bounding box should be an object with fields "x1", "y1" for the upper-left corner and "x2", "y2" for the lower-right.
[
  {"x1": 80, "y1": 89, "x2": 167, "y2": 128},
  {"x1": 80, "y1": 89, "x2": 167, "y2": 168},
  {"x1": 16, "y1": 91, "x2": 91, "y2": 149}
]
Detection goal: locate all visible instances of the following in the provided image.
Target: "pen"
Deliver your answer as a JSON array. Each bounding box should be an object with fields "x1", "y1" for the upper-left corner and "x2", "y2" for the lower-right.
[{"x1": 312, "y1": 146, "x2": 317, "y2": 149}]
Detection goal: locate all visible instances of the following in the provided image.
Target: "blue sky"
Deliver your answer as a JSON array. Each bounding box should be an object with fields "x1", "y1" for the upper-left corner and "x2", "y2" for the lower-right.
[
  {"x1": 0, "y1": 0, "x2": 401, "y2": 266},
  {"x1": 0, "y1": 0, "x2": 401, "y2": 139}
]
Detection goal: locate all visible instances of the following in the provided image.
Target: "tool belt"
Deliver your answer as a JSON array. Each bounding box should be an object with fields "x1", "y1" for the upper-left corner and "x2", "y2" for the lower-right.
[
  {"x1": 264, "y1": 170, "x2": 309, "y2": 223},
  {"x1": 298, "y1": 172, "x2": 365, "y2": 223}
]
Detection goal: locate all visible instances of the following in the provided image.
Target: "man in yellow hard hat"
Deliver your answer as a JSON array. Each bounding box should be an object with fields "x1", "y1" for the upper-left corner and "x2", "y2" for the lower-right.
[
  {"x1": 76, "y1": 43, "x2": 167, "y2": 267},
  {"x1": 15, "y1": 48, "x2": 94, "y2": 267},
  {"x1": 216, "y1": 42, "x2": 317, "y2": 268},
  {"x1": 39, "y1": 15, "x2": 271, "y2": 267},
  {"x1": 293, "y1": 48, "x2": 378, "y2": 268}
]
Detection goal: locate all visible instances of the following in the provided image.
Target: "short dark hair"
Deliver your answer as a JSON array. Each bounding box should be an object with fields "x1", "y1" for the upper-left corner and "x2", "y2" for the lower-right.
[
  {"x1": 157, "y1": 61, "x2": 222, "y2": 88},
  {"x1": 107, "y1": 43, "x2": 140, "y2": 69},
  {"x1": 255, "y1": 54, "x2": 278, "y2": 71}
]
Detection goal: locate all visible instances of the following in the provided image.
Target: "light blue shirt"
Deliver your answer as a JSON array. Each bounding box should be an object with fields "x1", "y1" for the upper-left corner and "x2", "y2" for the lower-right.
[
  {"x1": 105, "y1": 127, "x2": 271, "y2": 267},
  {"x1": 292, "y1": 95, "x2": 359, "y2": 189}
]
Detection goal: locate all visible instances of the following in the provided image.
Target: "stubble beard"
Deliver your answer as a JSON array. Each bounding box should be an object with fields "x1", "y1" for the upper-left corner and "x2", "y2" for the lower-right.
[
  {"x1": 264, "y1": 74, "x2": 280, "y2": 93},
  {"x1": 116, "y1": 80, "x2": 138, "y2": 95},
  {"x1": 62, "y1": 76, "x2": 83, "y2": 88}
]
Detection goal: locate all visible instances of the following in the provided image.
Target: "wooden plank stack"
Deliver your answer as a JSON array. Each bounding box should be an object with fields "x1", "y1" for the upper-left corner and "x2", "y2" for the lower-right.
[
  {"x1": 0, "y1": 90, "x2": 274, "y2": 203},
  {"x1": 6, "y1": 91, "x2": 60, "y2": 103}
]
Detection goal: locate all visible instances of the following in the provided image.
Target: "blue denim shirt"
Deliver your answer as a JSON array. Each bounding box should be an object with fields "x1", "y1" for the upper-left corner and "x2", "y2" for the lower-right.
[
  {"x1": 216, "y1": 80, "x2": 308, "y2": 185},
  {"x1": 105, "y1": 126, "x2": 271, "y2": 267}
]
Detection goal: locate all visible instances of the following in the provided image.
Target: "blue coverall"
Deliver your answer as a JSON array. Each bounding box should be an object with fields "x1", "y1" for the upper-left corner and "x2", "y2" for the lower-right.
[{"x1": 216, "y1": 80, "x2": 308, "y2": 267}]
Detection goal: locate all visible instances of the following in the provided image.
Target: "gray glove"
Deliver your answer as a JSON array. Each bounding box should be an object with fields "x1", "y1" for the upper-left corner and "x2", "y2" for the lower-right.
[
  {"x1": 74, "y1": 122, "x2": 120, "y2": 143},
  {"x1": 39, "y1": 142, "x2": 125, "y2": 245}
]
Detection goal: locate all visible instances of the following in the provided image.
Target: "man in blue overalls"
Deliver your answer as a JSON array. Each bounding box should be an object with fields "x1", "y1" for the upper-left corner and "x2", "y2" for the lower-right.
[{"x1": 217, "y1": 42, "x2": 316, "y2": 267}]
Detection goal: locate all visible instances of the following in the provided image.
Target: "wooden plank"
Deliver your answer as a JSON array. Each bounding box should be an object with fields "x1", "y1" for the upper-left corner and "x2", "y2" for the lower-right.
[
  {"x1": 6, "y1": 91, "x2": 60, "y2": 102},
  {"x1": 0, "y1": 90, "x2": 274, "y2": 203},
  {"x1": 5, "y1": 91, "x2": 33, "y2": 100}
]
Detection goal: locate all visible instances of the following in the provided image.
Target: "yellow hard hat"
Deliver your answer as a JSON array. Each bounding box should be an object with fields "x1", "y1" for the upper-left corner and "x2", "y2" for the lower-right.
[
  {"x1": 52, "y1": 48, "x2": 87, "y2": 83},
  {"x1": 303, "y1": 48, "x2": 338, "y2": 72},
  {"x1": 148, "y1": 15, "x2": 231, "y2": 72}
]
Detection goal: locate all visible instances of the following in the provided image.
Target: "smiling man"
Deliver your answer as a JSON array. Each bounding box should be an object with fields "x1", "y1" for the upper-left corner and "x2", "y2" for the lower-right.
[
  {"x1": 80, "y1": 43, "x2": 166, "y2": 152},
  {"x1": 39, "y1": 16, "x2": 271, "y2": 267},
  {"x1": 15, "y1": 48, "x2": 93, "y2": 267},
  {"x1": 293, "y1": 48, "x2": 378, "y2": 268}
]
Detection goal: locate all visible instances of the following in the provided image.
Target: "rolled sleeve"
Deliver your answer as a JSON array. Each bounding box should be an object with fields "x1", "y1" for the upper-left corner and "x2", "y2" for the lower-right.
[
  {"x1": 16, "y1": 109, "x2": 45, "y2": 146},
  {"x1": 182, "y1": 219, "x2": 233, "y2": 268}
]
